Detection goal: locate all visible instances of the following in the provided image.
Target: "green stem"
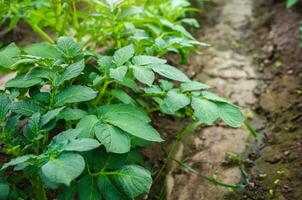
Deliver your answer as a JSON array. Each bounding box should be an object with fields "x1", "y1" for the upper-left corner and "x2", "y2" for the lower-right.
[
  {"x1": 93, "y1": 80, "x2": 112, "y2": 106},
  {"x1": 36, "y1": 176, "x2": 47, "y2": 200},
  {"x1": 72, "y1": 0, "x2": 79, "y2": 29},
  {"x1": 154, "y1": 120, "x2": 203, "y2": 183},
  {"x1": 29, "y1": 23, "x2": 54, "y2": 44},
  {"x1": 55, "y1": 0, "x2": 63, "y2": 36}
]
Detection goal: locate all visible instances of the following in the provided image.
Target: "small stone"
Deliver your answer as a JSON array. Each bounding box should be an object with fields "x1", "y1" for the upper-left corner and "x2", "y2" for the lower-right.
[{"x1": 284, "y1": 151, "x2": 290, "y2": 156}]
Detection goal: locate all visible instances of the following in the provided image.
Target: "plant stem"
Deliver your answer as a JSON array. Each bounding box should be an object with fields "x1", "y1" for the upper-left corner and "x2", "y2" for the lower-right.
[
  {"x1": 154, "y1": 120, "x2": 203, "y2": 183},
  {"x1": 36, "y1": 176, "x2": 47, "y2": 200},
  {"x1": 93, "y1": 80, "x2": 112, "y2": 106},
  {"x1": 29, "y1": 23, "x2": 54, "y2": 44},
  {"x1": 72, "y1": 0, "x2": 79, "y2": 29}
]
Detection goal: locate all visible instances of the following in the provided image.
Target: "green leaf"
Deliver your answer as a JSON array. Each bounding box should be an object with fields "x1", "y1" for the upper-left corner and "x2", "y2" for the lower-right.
[
  {"x1": 50, "y1": 129, "x2": 81, "y2": 147},
  {"x1": 57, "y1": 60, "x2": 85, "y2": 86},
  {"x1": 54, "y1": 85, "x2": 97, "y2": 106},
  {"x1": 117, "y1": 74, "x2": 140, "y2": 92},
  {"x1": 0, "y1": 95, "x2": 11, "y2": 123},
  {"x1": 191, "y1": 97, "x2": 219, "y2": 125},
  {"x1": 110, "y1": 89, "x2": 136, "y2": 105},
  {"x1": 41, "y1": 107, "x2": 65, "y2": 127},
  {"x1": 95, "y1": 123, "x2": 131, "y2": 154},
  {"x1": 41, "y1": 153, "x2": 85, "y2": 186},
  {"x1": 132, "y1": 55, "x2": 166, "y2": 66},
  {"x1": 5, "y1": 76, "x2": 42, "y2": 88},
  {"x1": 109, "y1": 66, "x2": 128, "y2": 81},
  {"x1": 217, "y1": 102, "x2": 244, "y2": 127},
  {"x1": 160, "y1": 90, "x2": 190, "y2": 114},
  {"x1": 181, "y1": 81, "x2": 210, "y2": 92},
  {"x1": 201, "y1": 91, "x2": 228, "y2": 103},
  {"x1": 24, "y1": 43, "x2": 59, "y2": 59},
  {"x1": 132, "y1": 66, "x2": 154, "y2": 86},
  {"x1": 76, "y1": 115, "x2": 99, "y2": 138},
  {"x1": 98, "y1": 56, "x2": 114, "y2": 70},
  {"x1": 25, "y1": 67, "x2": 56, "y2": 81},
  {"x1": 0, "y1": 180, "x2": 9, "y2": 200},
  {"x1": 24, "y1": 112, "x2": 41, "y2": 140},
  {"x1": 110, "y1": 165, "x2": 152, "y2": 199},
  {"x1": 58, "y1": 108, "x2": 87, "y2": 121},
  {"x1": 113, "y1": 45, "x2": 135, "y2": 66},
  {"x1": 10, "y1": 101, "x2": 43, "y2": 116},
  {"x1": 151, "y1": 64, "x2": 190, "y2": 82},
  {"x1": 159, "y1": 80, "x2": 173, "y2": 91},
  {"x1": 1, "y1": 154, "x2": 36, "y2": 171},
  {"x1": 64, "y1": 138, "x2": 100, "y2": 152},
  {"x1": 98, "y1": 104, "x2": 150, "y2": 123},
  {"x1": 287, "y1": 0, "x2": 298, "y2": 7},
  {"x1": 0, "y1": 43, "x2": 20, "y2": 69},
  {"x1": 104, "y1": 114, "x2": 162, "y2": 142},
  {"x1": 56, "y1": 37, "x2": 83, "y2": 62},
  {"x1": 97, "y1": 175, "x2": 125, "y2": 200},
  {"x1": 78, "y1": 176, "x2": 100, "y2": 200}
]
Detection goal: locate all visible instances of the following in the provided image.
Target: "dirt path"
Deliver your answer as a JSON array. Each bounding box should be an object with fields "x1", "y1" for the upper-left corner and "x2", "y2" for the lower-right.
[
  {"x1": 164, "y1": 0, "x2": 302, "y2": 199},
  {"x1": 165, "y1": 0, "x2": 262, "y2": 199}
]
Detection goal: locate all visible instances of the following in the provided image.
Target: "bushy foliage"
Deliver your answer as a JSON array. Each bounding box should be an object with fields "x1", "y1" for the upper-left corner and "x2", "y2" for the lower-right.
[
  {"x1": 0, "y1": 37, "x2": 244, "y2": 199},
  {"x1": 0, "y1": 0, "x2": 206, "y2": 62}
]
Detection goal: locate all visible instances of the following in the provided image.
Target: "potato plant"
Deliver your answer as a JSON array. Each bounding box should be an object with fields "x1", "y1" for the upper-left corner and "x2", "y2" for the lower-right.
[
  {"x1": 0, "y1": 0, "x2": 205, "y2": 62},
  {"x1": 0, "y1": 37, "x2": 244, "y2": 199}
]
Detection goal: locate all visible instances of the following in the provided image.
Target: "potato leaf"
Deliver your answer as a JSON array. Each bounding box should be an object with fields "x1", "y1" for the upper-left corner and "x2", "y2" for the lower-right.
[
  {"x1": 151, "y1": 64, "x2": 190, "y2": 82},
  {"x1": 132, "y1": 66, "x2": 154, "y2": 86},
  {"x1": 41, "y1": 153, "x2": 85, "y2": 186},
  {"x1": 95, "y1": 123, "x2": 131, "y2": 154},
  {"x1": 160, "y1": 90, "x2": 190, "y2": 114},
  {"x1": 113, "y1": 45, "x2": 135, "y2": 67},
  {"x1": 191, "y1": 97, "x2": 219, "y2": 125},
  {"x1": 54, "y1": 85, "x2": 97, "y2": 106}
]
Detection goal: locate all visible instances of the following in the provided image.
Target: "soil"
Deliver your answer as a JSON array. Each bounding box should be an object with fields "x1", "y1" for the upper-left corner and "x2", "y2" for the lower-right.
[
  {"x1": 149, "y1": 0, "x2": 302, "y2": 199},
  {"x1": 1, "y1": 0, "x2": 302, "y2": 199}
]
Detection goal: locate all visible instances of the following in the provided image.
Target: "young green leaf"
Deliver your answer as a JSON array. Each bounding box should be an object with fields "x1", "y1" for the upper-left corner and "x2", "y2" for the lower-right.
[
  {"x1": 151, "y1": 64, "x2": 190, "y2": 82},
  {"x1": 56, "y1": 37, "x2": 83, "y2": 61},
  {"x1": 76, "y1": 115, "x2": 99, "y2": 138},
  {"x1": 109, "y1": 66, "x2": 128, "y2": 81},
  {"x1": 191, "y1": 97, "x2": 219, "y2": 125},
  {"x1": 132, "y1": 66, "x2": 155, "y2": 86},
  {"x1": 63, "y1": 138, "x2": 101, "y2": 152},
  {"x1": 98, "y1": 104, "x2": 151, "y2": 123},
  {"x1": 24, "y1": 112, "x2": 41, "y2": 140},
  {"x1": 24, "y1": 43, "x2": 59, "y2": 59},
  {"x1": 110, "y1": 89, "x2": 136, "y2": 105},
  {"x1": 1, "y1": 155, "x2": 36, "y2": 171},
  {"x1": 0, "y1": 43, "x2": 20, "y2": 69},
  {"x1": 5, "y1": 76, "x2": 42, "y2": 88},
  {"x1": 132, "y1": 55, "x2": 166, "y2": 66},
  {"x1": 110, "y1": 165, "x2": 152, "y2": 199},
  {"x1": 95, "y1": 123, "x2": 131, "y2": 154},
  {"x1": 113, "y1": 45, "x2": 135, "y2": 66},
  {"x1": 54, "y1": 85, "x2": 97, "y2": 106},
  {"x1": 25, "y1": 67, "x2": 56, "y2": 81},
  {"x1": 58, "y1": 108, "x2": 87, "y2": 121},
  {"x1": 160, "y1": 90, "x2": 190, "y2": 114},
  {"x1": 98, "y1": 56, "x2": 114, "y2": 70},
  {"x1": 56, "y1": 60, "x2": 85, "y2": 86},
  {"x1": 41, "y1": 107, "x2": 65, "y2": 127},
  {"x1": 104, "y1": 114, "x2": 163, "y2": 142},
  {"x1": 159, "y1": 80, "x2": 173, "y2": 91},
  {"x1": 217, "y1": 102, "x2": 244, "y2": 127},
  {"x1": 41, "y1": 153, "x2": 85, "y2": 186},
  {"x1": 180, "y1": 81, "x2": 210, "y2": 92},
  {"x1": 10, "y1": 101, "x2": 43, "y2": 116}
]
